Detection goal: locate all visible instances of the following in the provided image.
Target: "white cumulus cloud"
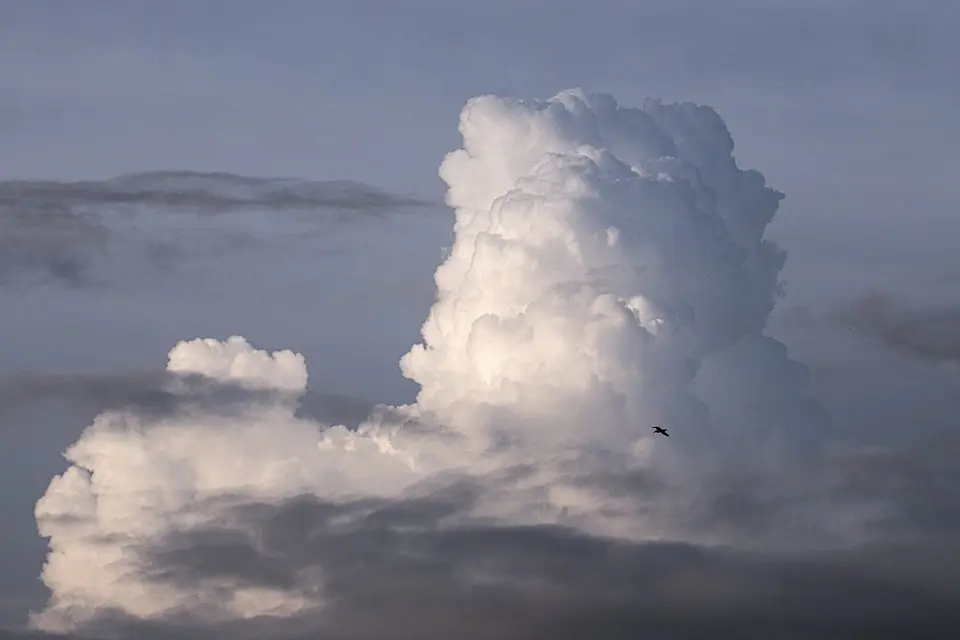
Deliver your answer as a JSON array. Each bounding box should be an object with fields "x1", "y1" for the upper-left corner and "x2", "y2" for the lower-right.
[{"x1": 31, "y1": 89, "x2": 830, "y2": 634}]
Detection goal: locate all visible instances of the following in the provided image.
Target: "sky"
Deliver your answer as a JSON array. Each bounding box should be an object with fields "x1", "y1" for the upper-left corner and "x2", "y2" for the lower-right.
[{"x1": 2, "y1": 2, "x2": 959, "y2": 638}]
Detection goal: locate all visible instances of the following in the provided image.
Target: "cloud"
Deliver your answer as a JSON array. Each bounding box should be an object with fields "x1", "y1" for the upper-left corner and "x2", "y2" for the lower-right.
[
  {"x1": 0, "y1": 201, "x2": 107, "y2": 288},
  {"x1": 109, "y1": 501, "x2": 960, "y2": 640},
  {"x1": 0, "y1": 371, "x2": 375, "y2": 433},
  {"x1": 399, "y1": 90, "x2": 825, "y2": 461},
  {"x1": 844, "y1": 293, "x2": 960, "y2": 363},
  {"x1": 0, "y1": 171, "x2": 432, "y2": 215},
  {"x1": 14, "y1": 491, "x2": 960, "y2": 638},
  {"x1": 0, "y1": 172, "x2": 435, "y2": 288},
  {"x1": 21, "y1": 90, "x2": 958, "y2": 639},
  {"x1": 0, "y1": 336, "x2": 382, "y2": 437}
]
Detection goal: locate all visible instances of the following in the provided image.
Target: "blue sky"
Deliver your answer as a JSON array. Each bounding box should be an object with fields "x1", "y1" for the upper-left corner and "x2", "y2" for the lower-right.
[{"x1": 5, "y1": 2, "x2": 958, "y2": 194}]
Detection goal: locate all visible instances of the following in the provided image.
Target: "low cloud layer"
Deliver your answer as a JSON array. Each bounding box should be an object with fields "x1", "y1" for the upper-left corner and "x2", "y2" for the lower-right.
[
  {"x1": 845, "y1": 293, "x2": 960, "y2": 363},
  {"x1": 14, "y1": 492, "x2": 960, "y2": 640},
  {"x1": 16, "y1": 409, "x2": 960, "y2": 639},
  {"x1": 0, "y1": 171, "x2": 434, "y2": 288}
]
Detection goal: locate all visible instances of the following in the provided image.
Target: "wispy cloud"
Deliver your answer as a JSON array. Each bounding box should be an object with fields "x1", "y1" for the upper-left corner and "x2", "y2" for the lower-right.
[
  {"x1": 0, "y1": 171, "x2": 437, "y2": 288},
  {"x1": 0, "y1": 370, "x2": 376, "y2": 430},
  {"x1": 843, "y1": 293, "x2": 960, "y2": 363},
  {"x1": 0, "y1": 171, "x2": 432, "y2": 214}
]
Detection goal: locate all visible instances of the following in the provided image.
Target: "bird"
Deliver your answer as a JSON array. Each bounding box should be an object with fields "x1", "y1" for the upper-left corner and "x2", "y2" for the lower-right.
[{"x1": 652, "y1": 425, "x2": 669, "y2": 437}]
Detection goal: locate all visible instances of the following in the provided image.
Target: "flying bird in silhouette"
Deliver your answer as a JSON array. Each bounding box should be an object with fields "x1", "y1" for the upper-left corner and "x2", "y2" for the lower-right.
[{"x1": 652, "y1": 425, "x2": 669, "y2": 437}]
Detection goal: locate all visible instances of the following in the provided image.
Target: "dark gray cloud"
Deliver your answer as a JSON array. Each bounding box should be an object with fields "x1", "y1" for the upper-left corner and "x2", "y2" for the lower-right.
[
  {"x1": 831, "y1": 434, "x2": 960, "y2": 539},
  {"x1": 0, "y1": 171, "x2": 437, "y2": 288},
  {"x1": 570, "y1": 431, "x2": 960, "y2": 550},
  {"x1": 0, "y1": 171, "x2": 432, "y2": 215},
  {"x1": 0, "y1": 201, "x2": 108, "y2": 288},
  {"x1": 0, "y1": 370, "x2": 376, "y2": 430},
  {"x1": 10, "y1": 476, "x2": 960, "y2": 640},
  {"x1": 843, "y1": 294, "x2": 960, "y2": 363}
]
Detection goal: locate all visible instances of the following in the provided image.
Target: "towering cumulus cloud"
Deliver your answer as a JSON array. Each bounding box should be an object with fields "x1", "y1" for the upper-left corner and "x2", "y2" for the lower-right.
[
  {"x1": 402, "y1": 91, "x2": 824, "y2": 458},
  {"x1": 31, "y1": 90, "x2": 828, "y2": 635}
]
